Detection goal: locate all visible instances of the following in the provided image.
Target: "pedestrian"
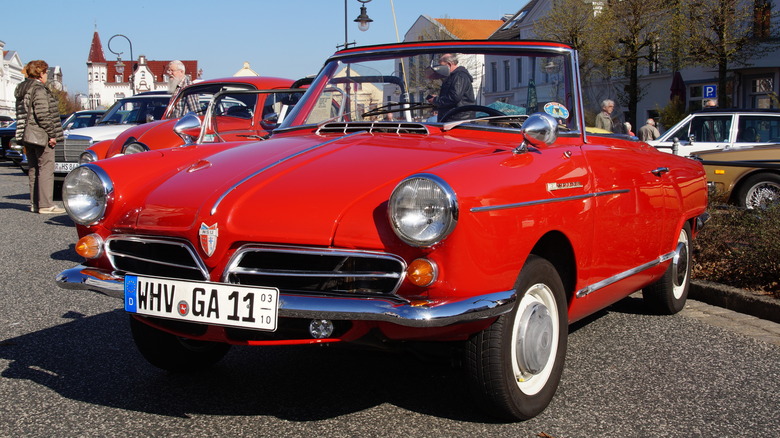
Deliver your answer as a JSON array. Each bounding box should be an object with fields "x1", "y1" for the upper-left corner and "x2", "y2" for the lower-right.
[
  {"x1": 624, "y1": 122, "x2": 634, "y2": 136},
  {"x1": 167, "y1": 60, "x2": 199, "y2": 118},
  {"x1": 15, "y1": 60, "x2": 65, "y2": 214},
  {"x1": 638, "y1": 118, "x2": 661, "y2": 142},
  {"x1": 595, "y1": 99, "x2": 615, "y2": 132},
  {"x1": 426, "y1": 53, "x2": 476, "y2": 122}
]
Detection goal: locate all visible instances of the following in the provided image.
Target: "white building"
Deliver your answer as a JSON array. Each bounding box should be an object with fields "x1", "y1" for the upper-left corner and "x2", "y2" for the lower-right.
[
  {"x1": 87, "y1": 31, "x2": 200, "y2": 109},
  {"x1": 0, "y1": 40, "x2": 25, "y2": 120}
]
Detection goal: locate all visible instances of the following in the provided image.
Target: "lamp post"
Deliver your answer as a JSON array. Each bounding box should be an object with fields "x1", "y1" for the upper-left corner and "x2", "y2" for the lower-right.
[
  {"x1": 108, "y1": 34, "x2": 134, "y2": 95},
  {"x1": 341, "y1": 0, "x2": 373, "y2": 49}
]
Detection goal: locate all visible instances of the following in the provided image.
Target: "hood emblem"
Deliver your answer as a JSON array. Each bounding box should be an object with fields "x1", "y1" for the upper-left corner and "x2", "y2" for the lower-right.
[{"x1": 199, "y1": 223, "x2": 219, "y2": 257}]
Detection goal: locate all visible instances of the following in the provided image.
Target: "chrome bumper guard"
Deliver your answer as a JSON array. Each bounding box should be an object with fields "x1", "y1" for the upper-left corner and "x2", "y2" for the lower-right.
[{"x1": 56, "y1": 265, "x2": 515, "y2": 328}]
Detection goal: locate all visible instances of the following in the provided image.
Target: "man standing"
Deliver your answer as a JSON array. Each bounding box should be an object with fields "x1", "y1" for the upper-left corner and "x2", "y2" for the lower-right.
[
  {"x1": 595, "y1": 99, "x2": 615, "y2": 132},
  {"x1": 638, "y1": 118, "x2": 661, "y2": 141},
  {"x1": 167, "y1": 60, "x2": 199, "y2": 118},
  {"x1": 427, "y1": 54, "x2": 475, "y2": 122}
]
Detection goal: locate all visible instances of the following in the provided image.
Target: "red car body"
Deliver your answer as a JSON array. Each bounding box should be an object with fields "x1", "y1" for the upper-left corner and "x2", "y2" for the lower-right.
[
  {"x1": 58, "y1": 40, "x2": 708, "y2": 420},
  {"x1": 81, "y1": 76, "x2": 297, "y2": 163}
]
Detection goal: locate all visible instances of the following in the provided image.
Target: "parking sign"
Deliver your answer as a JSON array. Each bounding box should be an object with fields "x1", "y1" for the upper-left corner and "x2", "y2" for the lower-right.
[{"x1": 704, "y1": 85, "x2": 717, "y2": 99}]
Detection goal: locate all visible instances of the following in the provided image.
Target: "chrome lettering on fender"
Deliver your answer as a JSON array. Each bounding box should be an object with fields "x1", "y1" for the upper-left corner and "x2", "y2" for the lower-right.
[{"x1": 546, "y1": 181, "x2": 583, "y2": 191}]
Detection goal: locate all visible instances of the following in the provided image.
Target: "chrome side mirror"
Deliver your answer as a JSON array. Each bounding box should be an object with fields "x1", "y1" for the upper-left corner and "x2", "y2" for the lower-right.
[
  {"x1": 260, "y1": 113, "x2": 279, "y2": 131},
  {"x1": 514, "y1": 113, "x2": 558, "y2": 154},
  {"x1": 174, "y1": 113, "x2": 202, "y2": 145}
]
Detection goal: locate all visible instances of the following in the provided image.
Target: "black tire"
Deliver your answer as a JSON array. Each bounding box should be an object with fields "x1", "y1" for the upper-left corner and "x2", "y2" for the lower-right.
[
  {"x1": 642, "y1": 223, "x2": 692, "y2": 314},
  {"x1": 465, "y1": 255, "x2": 568, "y2": 421},
  {"x1": 129, "y1": 316, "x2": 231, "y2": 372},
  {"x1": 440, "y1": 105, "x2": 505, "y2": 122},
  {"x1": 736, "y1": 173, "x2": 780, "y2": 209}
]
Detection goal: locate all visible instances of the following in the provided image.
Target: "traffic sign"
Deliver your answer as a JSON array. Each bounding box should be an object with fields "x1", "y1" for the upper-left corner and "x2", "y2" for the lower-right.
[{"x1": 704, "y1": 85, "x2": 717, "y2": 99}]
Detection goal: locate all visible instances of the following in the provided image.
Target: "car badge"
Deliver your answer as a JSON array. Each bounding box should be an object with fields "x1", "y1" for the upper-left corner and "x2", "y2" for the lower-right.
[{"x1": 199, "y1": 223, "x2": 219, "y2": 257}]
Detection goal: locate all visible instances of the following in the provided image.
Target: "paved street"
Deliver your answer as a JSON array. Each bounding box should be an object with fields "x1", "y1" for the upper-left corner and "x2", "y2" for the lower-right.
[{"x1": 1, "y1": 160, "x2": 779, "y2": 437}]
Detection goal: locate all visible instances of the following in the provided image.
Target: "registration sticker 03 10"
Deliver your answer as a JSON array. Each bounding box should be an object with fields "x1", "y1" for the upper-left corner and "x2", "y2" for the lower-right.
[{"x1": 124, "y1": 275, "x2": 279, "y2": 331}]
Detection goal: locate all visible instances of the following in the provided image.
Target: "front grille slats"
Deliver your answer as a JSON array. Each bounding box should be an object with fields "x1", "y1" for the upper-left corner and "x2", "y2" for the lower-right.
[
  {"x1": 226, "y1": 246, "x2": 406, "y2": 298},
  {"x1": 106, "y1": 237, "x2": 208, "y2": 281},
  {"x1": 56, "y1": 135, "x2": 93, "y2": 162}
]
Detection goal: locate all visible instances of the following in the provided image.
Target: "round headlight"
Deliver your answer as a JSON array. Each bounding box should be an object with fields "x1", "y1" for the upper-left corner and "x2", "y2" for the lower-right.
[
  {"x1": 79, "y1": 150, "x2": 97, "y2": 164},
  {"x1": 63, "y1": 165, "x2": 113, "y2": 225},
  {"x1": 388, "y1": 174, "x2": 457, "y2": 247},
  {"x1": 122, "y1": 141, "x2": 149, "y2": 155}
]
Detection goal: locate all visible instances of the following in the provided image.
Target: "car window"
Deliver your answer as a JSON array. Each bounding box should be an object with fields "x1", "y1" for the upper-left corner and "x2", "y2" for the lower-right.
[
  {"x1": 668, "y1": 121, "x2": 690, "y2": 141},
  {"x1": 689, "y1": 116, "x2": 731, "y2": 142},
  {"x1": 737, "y1": 115, "x2": 780, "y2": 143},
  {"x1": 167, "y1": 84, "x2": 255, "y2": 119}
]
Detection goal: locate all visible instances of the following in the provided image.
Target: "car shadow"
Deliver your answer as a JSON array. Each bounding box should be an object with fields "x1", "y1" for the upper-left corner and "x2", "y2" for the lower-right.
[
  {"x1": 0, "y1": 308, "x2": 498, "y2": 423},
  {"x1": 51, "y1": 244, "x2": 82, "y2": 263}
]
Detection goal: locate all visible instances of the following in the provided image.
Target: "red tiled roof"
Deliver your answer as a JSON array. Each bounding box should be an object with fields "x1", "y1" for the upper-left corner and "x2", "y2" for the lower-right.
[
  {"x1": 105, "y1": 59, "x2": 199, "y2": 83},
  {"x1": 87, "y1": 31, "x2": 106, "y2": 63},
  {"x1": 434, "y1": 18, "x2": 504, "y2": 40}
]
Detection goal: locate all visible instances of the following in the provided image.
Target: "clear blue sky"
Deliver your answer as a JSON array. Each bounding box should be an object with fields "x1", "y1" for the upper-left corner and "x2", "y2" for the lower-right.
[{"x1": 3, "y1": 0, "x2": 527, "y2": 95}]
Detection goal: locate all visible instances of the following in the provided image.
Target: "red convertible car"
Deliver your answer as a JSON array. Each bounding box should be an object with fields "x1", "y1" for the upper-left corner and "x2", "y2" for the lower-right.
[
  {"x1": 78, "y1": 76, "x2": 301, "y2": 164},
  {"x1": 57, "y1": 40, "x2": 708, "y2": 421}
]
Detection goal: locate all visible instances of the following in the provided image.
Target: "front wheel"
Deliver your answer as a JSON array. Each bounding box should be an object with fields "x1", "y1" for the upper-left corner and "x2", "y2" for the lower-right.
[
  {"x1": 736, "y1": 173, "x2": 780, "y2": 209},
  {"x1": 642, "y1": 224, "x2": 692, "y2": 314},
  {"x1": 465, "y1": 255, "x2": 568, "y2": 421},
  {"x1": 130, "y1": 316, "x2": 231, "y2": 372}
]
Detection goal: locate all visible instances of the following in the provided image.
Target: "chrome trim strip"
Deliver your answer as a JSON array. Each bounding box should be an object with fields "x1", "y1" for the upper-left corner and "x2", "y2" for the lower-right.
[
  {"x1": 105, "y1": 236, "x2": 209, "y2": 281},
  {"x1": 575, "y1": 251, "x2": 676, "y2": 298},
  {"x1": 470, "y1": 189, "x2": 630, "y2": 213},
  {"x1": 55, "y1": 265, "x2": 515, "y2": 327},
  {"x1": 210, "y1": 131, "x2": 366, "y2": 215},
  {"x1": 229, "y1": 267, "x2": 402, "y2": 279}
]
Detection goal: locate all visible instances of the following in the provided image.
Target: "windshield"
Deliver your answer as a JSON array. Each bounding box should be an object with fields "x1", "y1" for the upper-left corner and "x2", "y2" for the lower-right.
[
  {"x1": 98, "y1": 96, "x2": 171, "y2": 125},
  {"x1": 280, "y1": 43, "x2": 580, "y2": 132},
  {"x1": 165, "y1": 83, "x2": 257, "y2": 120}
]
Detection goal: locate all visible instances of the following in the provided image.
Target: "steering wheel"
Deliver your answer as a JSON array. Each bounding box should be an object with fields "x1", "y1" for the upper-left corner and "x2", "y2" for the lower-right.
[{"x1": 440, "y1": 105, "x2": 506, "y2": 122}]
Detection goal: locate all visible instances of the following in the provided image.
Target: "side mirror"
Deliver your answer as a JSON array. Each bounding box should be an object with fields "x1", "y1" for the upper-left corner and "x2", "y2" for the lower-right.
[
  {"x1": 260, "y1": 113, "x2": 279, "y2": 131},
  {"x1": 174, "y1": 113, "x2": 202, "y2": 145},
  {"x1": 515, "y1": 113, "x2": 558, "y2": 154},
  {"x1": 688, "y1": 134, "x2": 695, "y2": 144}
]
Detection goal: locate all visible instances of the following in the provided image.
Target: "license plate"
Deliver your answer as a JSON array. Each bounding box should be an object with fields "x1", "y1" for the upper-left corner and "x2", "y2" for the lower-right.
[
  {"x1": 124, "y1": 275, "x2": 279, "y2": 331},
  {"x1": 54, "y1": 162, "x2": 79, "y2": 173}
]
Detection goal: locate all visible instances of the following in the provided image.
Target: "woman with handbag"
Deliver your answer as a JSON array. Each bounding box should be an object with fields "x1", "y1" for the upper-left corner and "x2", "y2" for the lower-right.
[{"x1": 15, "y1": 60, "x2": 65, "y2": 214}]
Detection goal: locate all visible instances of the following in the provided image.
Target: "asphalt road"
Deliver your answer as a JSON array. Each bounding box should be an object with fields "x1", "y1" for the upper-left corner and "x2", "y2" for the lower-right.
[{"x1": 1, "y1": 160, "x2": 779, "y2": 437}]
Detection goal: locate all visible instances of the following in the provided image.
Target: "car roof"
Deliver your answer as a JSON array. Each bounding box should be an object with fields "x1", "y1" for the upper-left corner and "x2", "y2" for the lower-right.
[{"x1": 690, "y1": 108, "x2": 780, "y2": 115}]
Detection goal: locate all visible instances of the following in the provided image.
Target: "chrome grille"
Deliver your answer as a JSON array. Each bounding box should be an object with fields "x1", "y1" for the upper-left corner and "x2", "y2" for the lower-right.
[
  {"x1": 56, "y1": 135, "x2": 93, "y2": 162},
  {"x1": 106, "y1": 236, "x2": 208, "y2": 281},
  {"x1": 317, "y1": 122, "x2": 428, "y2": 135},
  {"x1": 225, "y1": 246, "x2": 406, "y2": 297}
]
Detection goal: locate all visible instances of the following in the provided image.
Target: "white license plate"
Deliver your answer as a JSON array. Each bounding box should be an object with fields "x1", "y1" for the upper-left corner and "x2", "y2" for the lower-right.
[
  {"x1": 54, "y1": 162, "x2": 79, "y2": 173},
  {"x1": 124, "y1": 275, "x2": 279, "y2": 331}
]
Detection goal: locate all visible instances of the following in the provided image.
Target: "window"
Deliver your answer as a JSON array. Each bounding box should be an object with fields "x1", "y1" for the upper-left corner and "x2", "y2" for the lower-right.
[
  {"x1": 690, "y1": 116, "x2": 732, "y2": 142},
  {"x1": 503, "y1": 60, "x2": 510, "y2": 91},
  {"x1": 649, "y1": 41, "x2": 660, "y2": 74},
  {"x1": 754, "y1": 0, "x2": 771, "y2": 39},
  {"x1": 749, "y1": 77, "x2": 775, "y2": 108},
  {"x1": 737, "y1": 115, "x2": 780, "y2": 142},
  {"x1": 115, "y1": 74, "x2": 123, "y2": 83},
  {"x1": 491, "y1": 62, "x2": 497, "y2": 93},
  {"x1": 516, "y1": 58, "x2": 523, "y2": 85}
]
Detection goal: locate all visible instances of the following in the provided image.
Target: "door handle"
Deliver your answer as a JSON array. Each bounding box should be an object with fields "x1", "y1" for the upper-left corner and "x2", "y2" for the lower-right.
[{"x1": 651, "y1": 167, "x2": 670, "y2": 177}]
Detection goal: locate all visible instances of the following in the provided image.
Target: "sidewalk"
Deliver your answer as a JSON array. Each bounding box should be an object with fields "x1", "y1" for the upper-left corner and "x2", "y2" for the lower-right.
[{"x1": 689, "y1": 279, "x2": 780, "y2": 324}]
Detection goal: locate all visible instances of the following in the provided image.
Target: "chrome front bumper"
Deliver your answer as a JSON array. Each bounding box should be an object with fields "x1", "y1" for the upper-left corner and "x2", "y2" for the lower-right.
[{"x1": 56, "y1": 265, "x2": 515, "y2": 328}]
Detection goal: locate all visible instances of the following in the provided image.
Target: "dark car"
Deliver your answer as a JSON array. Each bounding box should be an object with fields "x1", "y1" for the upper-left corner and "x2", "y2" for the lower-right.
[{"x1": 0, "y1": 121, "x2": 16, "y2": 161}]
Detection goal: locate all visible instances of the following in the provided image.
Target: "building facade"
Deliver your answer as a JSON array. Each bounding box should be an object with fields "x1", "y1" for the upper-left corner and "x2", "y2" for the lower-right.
[
  {"x1": 87, "y1": 31, "x2": 200, "y2": 109},
  {"x1": 0, "y1": 40, "x2": 25, "y2": 120}
]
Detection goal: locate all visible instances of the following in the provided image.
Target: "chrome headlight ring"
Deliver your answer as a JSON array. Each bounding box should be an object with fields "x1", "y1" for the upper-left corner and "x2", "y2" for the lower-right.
[
  {"x1": 62, "y1": 164, "x2": 114, "y2": 225},
  {"x1": 79, "y1": 150, "x2": 98, "y2": 164},
  {"x1": 388, "y1": 174, "x2": 458, "y2": 247},
  {"x1": 122, "y1": 140, "x2": 149, "y2": 155}
]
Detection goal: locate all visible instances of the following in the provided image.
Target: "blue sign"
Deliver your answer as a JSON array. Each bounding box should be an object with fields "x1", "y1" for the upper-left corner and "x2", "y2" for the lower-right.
[{"x1": 704, "y1": 85, "x2": 717, "y2": 99}]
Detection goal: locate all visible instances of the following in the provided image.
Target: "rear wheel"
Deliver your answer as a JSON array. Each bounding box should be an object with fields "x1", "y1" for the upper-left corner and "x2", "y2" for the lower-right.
[
  {"x1": 130, "y1": 316, "x2": 231, "y2": 372},
  {"x1": 643, "y1": 224, "x2": 692, "y2": 314},
  {"x1": 465, "y1": 255, "x2": 567, "y2": 421}
]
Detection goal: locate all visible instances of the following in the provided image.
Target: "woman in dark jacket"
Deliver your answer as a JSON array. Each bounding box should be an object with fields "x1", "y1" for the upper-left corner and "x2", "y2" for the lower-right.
[{"x1": 15, "y1": 60, "x2": 65, "y2": 214}]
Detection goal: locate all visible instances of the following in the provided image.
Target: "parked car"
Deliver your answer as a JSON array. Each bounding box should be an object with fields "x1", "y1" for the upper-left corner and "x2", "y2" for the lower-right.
[
  {"x1": 0, "y1": 121, "x2": 16, "y2": 161},
  {"x1": 694, "y1": 144, "x2": 780, "y2": 209},
  {"x1": 62, "y1": 110, "x2": 106, "y2": 132},
  {"x1": 56, "y1": 40, "x2": 708, "y2": 421},
  {"x1": 648, "y1": 109, "x2": 780, "y2": 156},
  {"x1": 79, "y1": 76, "x2": 301, "y2": 164},
  {"x1": 54, "y1": 92, "x2": 171, "y2": 180}
]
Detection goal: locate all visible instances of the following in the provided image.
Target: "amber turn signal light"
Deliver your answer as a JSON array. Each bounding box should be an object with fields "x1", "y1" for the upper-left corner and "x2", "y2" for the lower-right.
[
  {"x1": 407, "y1": 258, "x2": 437, "y2": 287},
  {"x1": 75, "y1": 234, "x2": 104, "y2": 259}
]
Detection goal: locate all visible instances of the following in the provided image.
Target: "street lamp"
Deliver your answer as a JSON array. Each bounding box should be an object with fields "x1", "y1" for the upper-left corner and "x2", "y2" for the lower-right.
[
  {"x1": 108, "y1": 34, "x2": 134, "y2": 95},
  {"x1": 354, "y1": 0, "x2": 373, "y2": 32}
]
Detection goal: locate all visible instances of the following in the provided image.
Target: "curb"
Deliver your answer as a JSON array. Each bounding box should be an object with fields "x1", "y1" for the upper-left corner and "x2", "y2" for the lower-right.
[{"x1": 689, "y1": 280, "x2": 780, "y2": 324}]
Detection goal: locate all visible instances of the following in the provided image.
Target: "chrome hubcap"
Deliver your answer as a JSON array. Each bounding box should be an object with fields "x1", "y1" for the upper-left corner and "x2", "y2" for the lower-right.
[
  {"x1": 515, "y1": 301, "x2": 553, "y2": 375},
  {"x1": 672, "y1": 241, "x2": 688, "y2": 288}
]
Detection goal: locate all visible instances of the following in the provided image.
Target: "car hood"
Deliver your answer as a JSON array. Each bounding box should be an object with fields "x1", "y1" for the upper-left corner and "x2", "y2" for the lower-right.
[
  {"x1": 66, "y1": 124, "x2": 138, "y2": 141},
  {"x1": 127, "y1": 130, "x2": 496, "y2": 252}
]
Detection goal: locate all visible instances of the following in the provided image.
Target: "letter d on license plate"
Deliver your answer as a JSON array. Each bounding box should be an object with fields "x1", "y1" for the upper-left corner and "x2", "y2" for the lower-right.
[{"x1": 124, "y1": 275, "x2": 279, "y2": 331}]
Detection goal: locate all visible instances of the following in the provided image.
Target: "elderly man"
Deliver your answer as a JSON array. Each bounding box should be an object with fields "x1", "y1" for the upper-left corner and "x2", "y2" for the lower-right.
[
  {"x1": 426, "y1": 53, "x2": 476, "y2": 122},
  {"x1": 167, "y1": 60, "x2": 200, "y2": 118},
  {"x1": 595, "y1": 99, "x2": 615, "y2": 132},
  {"x1": 638, "y1": 118, "x2": 661, "y2": 141}
]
